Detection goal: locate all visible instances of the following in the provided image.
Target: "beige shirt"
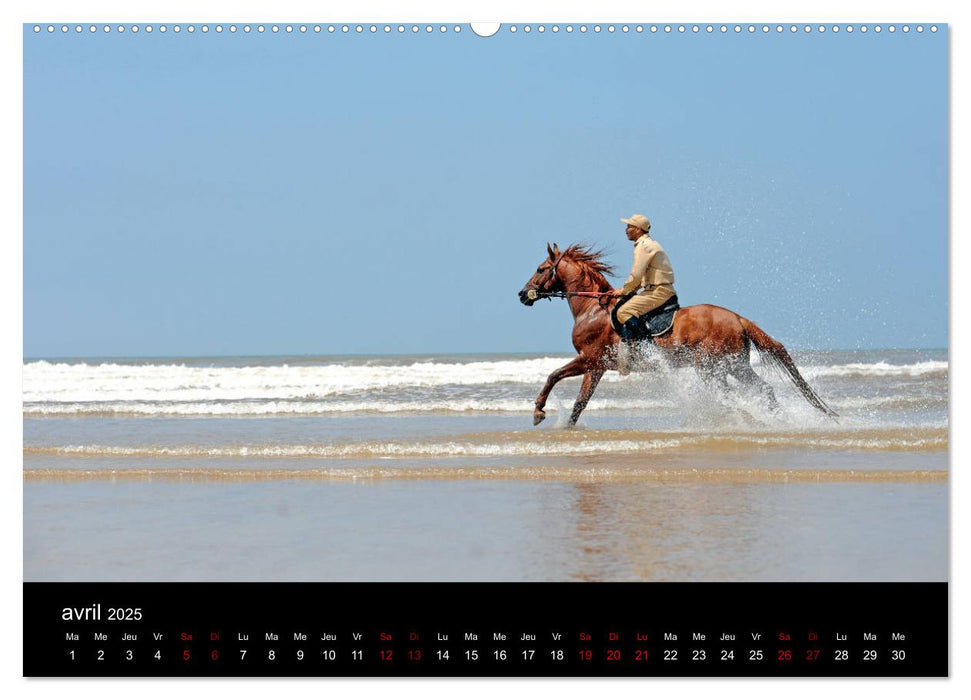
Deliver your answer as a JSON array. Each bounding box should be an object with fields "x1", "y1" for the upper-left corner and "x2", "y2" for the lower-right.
[{"x1": 620, "y1": 234, "x2": 676, "y2": 295}]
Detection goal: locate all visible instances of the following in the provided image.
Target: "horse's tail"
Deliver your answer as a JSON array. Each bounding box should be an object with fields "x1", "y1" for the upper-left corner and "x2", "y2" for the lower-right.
[{"x1": 739, "y1": 317, "x2": 838, "y2": 418}]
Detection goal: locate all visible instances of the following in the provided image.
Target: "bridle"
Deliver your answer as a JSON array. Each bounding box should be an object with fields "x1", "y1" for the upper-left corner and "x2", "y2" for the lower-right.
[
  {"x1": 542, "y1": 251, "x2": 566, "y2": 291},
  {"x1": 526, "y1": 253, "x2": 615, "y2": 309}
]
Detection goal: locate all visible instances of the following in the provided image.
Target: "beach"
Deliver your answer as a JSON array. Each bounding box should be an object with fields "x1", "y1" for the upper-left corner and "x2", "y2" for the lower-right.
[{"x1": 23, "y1": 349, "x2": 948, "y2": 581}]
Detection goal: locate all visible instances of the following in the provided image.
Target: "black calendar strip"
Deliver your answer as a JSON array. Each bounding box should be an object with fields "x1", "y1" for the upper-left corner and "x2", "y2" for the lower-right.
[{"x1": 24, "y1": 582, "x2": 947, "y2": 677}]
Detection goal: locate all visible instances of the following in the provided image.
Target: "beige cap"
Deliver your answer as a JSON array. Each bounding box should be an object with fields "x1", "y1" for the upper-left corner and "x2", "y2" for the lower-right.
[{"x1": 621, "y1": 214, "x2": 651, "y2": 232}]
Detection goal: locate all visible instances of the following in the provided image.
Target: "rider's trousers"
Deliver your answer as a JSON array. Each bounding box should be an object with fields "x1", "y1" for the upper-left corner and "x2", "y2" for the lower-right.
[{"x1": 615, "y1": 285, "x2": 676, "y2": 324}]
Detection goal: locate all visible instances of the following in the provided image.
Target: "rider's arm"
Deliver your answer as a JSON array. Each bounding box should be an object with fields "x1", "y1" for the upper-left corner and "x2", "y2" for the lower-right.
[{"x1": 619, "y1": 241, "x2": 657, "y2": 295}]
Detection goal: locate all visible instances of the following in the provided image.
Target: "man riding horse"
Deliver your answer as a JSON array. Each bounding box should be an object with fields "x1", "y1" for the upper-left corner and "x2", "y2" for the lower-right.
[
  {"x1": 612, "y1": 214, "x2": 679, "y2": 374},
  {"x1": 517, "y1": 219, "x2": 837, "y2": 426}
]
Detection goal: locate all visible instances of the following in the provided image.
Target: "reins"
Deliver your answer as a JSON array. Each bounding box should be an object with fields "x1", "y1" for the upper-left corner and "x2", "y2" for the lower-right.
[
  {"x1": 526, "y1": 289, "x2": 616, "y2": 310},
  {"x1": 530, "y1": 248, "x2": 617, "y2": 310}
]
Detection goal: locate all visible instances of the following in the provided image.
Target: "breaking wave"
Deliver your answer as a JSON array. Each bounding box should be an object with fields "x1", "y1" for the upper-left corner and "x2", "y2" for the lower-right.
[
  {"x1": 22, "y1": 356, "x2": 948, "y2": 417},
  {"x1": 24, "y1": 426, "x2": 947, "y2": 458}
]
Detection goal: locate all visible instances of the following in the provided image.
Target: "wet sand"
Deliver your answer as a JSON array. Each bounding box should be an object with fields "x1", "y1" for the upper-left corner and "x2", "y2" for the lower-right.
[{"x1": 24, "y1": 458, "x2": 947, "y2": 582}]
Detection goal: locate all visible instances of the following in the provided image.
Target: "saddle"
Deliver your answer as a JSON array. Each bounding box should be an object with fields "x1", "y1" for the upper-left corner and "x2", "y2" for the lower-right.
[{"x1": 610, "y1": 295, "x2": 680, "y2": 341}]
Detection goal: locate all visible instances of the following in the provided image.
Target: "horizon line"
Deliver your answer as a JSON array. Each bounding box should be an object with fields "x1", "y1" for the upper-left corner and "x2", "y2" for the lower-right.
[{"x1": 23, "y1": 347, "x2": 950, "y2": 363}]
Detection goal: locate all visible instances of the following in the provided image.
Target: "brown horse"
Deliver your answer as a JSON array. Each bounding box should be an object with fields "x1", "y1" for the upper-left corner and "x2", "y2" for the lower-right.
[{"x1": 518, "y1": 243, "x2": 836, "y2": 427}]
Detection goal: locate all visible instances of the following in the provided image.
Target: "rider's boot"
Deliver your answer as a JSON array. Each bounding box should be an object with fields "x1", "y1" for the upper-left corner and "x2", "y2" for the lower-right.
[{"x1": 617, "y1": 318, "x2": 643, "y2": 375}]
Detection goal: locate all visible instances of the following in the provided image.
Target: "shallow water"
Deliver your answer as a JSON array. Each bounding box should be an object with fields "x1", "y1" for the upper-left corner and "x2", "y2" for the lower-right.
[
  {"x1": 23, "y1": 350, "x2": 948, "y2": 581},
  {"x1": 24, "y1": 479, "x2": 946, "y2": 582}
]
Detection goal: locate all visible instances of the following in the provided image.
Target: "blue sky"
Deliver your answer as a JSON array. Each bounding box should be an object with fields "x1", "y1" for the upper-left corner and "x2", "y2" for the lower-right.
[{"x1": 24, "y1": 25, "x2": 947, "y2": 357}]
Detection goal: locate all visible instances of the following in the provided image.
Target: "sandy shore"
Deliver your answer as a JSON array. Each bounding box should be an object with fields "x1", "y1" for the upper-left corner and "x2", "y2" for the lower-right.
[{"x1": 24, "y1": 469, "x2": 947, "y2": 582}]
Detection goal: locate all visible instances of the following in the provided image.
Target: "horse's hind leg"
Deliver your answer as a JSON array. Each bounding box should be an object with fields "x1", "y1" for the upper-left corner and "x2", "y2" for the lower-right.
[
  {"x1": 568, "y1": 368, "x2": 605, "y2": 427},
  {"x1": 731, "y1": 361, "x2": 779, "y2": 411}
]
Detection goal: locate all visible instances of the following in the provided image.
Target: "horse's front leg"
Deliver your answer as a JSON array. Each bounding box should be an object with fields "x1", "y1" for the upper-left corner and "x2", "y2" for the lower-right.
[
  {"x1": 533, "y1": 356, "x2": 588, "y2": 425},
  {"x1": 568, "y1": 368, "x2": 605, "y2": 427}
]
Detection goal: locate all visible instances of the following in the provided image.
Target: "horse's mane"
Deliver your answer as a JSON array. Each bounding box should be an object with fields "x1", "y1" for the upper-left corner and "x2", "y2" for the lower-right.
[{"x1": 562, "y1": 244, "x2": 615, "y2": 291}]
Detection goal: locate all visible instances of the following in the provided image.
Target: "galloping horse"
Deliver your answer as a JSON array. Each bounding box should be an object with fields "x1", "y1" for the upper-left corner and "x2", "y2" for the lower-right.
[{"x1": 518, "y1": 243, "x2": 836, "y2": 427}]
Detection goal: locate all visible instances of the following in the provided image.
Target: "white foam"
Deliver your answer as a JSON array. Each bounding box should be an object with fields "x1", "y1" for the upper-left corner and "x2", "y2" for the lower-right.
[
  {"x1": 803, "y1": 360, "x2": 948, "y2": 378},
  {"x1": 23, "y1": 358, "x2": 571, "y2": 403},
  {"x1": 30, "y1": 428, "x2": 947, "y2": 458},
  {"x1": 22, "y1": 397, "x2": 678, "y2": 416},
  {"x1": 22, "y1": 356, "x2": 946, "y2": 415},
  {"x1": 39, "y1": 439, "x2": 685, "y2": 458},
  {"x1": 832, "y1": 395, "x2": 948, "y2": 410}
]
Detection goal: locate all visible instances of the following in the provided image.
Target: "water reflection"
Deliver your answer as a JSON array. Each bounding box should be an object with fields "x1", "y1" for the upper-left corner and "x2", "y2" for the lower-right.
[{"x1": 563, "y1": 481, "x2": 945, "y2": 582}]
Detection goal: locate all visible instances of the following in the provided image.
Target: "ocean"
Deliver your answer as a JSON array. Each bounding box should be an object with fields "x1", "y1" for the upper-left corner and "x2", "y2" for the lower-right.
[{"x1": 23, "y1": 349, "x2": 948, "y2": 581}]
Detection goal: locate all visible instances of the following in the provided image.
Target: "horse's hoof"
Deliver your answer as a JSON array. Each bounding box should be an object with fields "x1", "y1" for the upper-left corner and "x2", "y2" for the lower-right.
[{"x1": 533, "y1": 409, "x2": 546, "y2": 426}]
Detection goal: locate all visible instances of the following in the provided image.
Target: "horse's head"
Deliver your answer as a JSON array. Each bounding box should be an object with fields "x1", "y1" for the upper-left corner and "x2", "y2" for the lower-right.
[{"x1": 519, "y1": 243, "x2": 566, "y2": 306}]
